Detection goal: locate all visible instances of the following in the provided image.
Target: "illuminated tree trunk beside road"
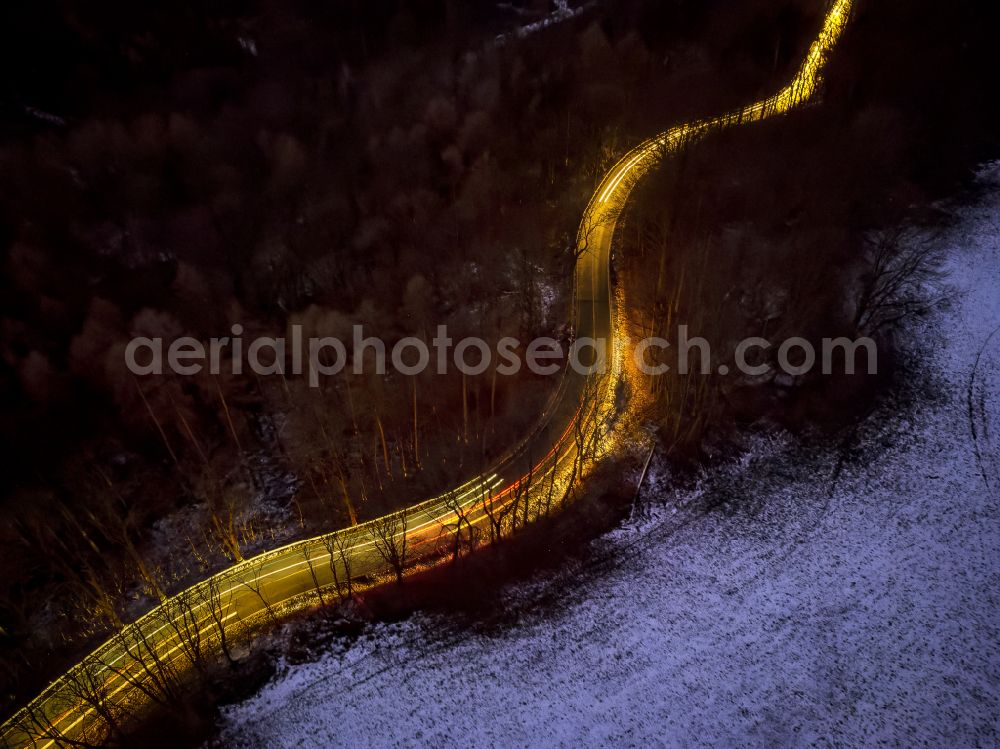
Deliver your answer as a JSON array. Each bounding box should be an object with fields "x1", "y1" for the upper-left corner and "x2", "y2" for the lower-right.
[{"x1": 371, "y1": 511, "x2": 409, "y2": 585}]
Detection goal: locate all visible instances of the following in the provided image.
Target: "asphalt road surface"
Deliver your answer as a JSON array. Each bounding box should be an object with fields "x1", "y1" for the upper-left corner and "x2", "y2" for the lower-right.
[{"x1": 1, "y1": 1, "x2": 853, "y2": 745}]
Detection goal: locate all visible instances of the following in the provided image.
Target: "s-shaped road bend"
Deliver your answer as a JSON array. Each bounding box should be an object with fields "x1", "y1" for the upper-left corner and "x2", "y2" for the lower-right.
[{"x1": 1, "y1": 1, "x2": 854, "y2": 745}]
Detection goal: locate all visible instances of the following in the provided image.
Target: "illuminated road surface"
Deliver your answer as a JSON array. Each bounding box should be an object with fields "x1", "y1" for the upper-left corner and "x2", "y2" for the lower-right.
[{"x1": 1, "y1": 1, "x2": 853, "y2": 745}]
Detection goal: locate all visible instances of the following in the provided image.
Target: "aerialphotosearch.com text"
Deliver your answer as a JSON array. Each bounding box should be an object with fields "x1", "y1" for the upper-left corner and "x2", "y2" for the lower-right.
[{"x1": 125, "y1": 324, "x2": 877, "y2": 385}]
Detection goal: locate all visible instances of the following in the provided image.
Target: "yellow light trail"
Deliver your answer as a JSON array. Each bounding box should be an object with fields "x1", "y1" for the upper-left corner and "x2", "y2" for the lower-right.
[
  {"x1": 1, "y1": 2, "x2": 854, "y2": 745},
  {"x1": 596, "y1": 0, "x2": 852, "y2": 207}
]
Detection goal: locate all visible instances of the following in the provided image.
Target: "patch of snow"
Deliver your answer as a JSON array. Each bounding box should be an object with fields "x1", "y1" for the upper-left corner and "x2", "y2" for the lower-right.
[
  {"x1": 495, "y1": 1, "x2": 586, "y2": 45},
  {"x1": 537, "y1": 278, "x2": 559, "y2": 324},
  {"x1": 24, "y1": 107, "x2": 66, "y2": 126},
  {"x1": 212, "y1": 167, "x2": 1000, "y2": 747}
]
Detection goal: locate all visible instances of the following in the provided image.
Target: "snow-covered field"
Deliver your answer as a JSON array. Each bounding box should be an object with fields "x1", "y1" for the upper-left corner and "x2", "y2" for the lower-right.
[{"x1": 212, "y1": 167, "x2": 1000, "y2": 748}]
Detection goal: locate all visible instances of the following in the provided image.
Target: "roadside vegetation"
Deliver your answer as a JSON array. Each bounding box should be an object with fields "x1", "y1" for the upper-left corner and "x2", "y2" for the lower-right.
[
  {"x1": 620, "y1": 0, "x2": 998, "y2": 461},
  {"x1": 0, "y1": 0, "x2": 996, "y2": 737},
  {"x1": 0, "y1": 0, "x2": 833, "y2": 713}
]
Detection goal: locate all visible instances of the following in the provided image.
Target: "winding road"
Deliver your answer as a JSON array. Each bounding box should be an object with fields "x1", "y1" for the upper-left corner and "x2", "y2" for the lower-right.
[{"x1": 1, "y1": 1, "x2": 854, "y2": 745}]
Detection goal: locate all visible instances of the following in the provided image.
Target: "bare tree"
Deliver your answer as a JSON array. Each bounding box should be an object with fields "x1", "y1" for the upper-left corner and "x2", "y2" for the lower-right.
[
  {"x1": 854, "y1": 226, "x2": 948, "y2": 335},
  {"x1": 238, "y1": 561, "x2": 277, "y2": 623},
  {"x1": 505, "y1": 462, "x2": 534, "y2": 533},
  {"x1": 571, "y1": 206, "x2": 612, "y2": 264},
  {"x1": 370, "y1": 511, "x2": 409, "y2": 585},
  {"x1": 301, "y1": 545, "x2": 327, "y2": 607},
  {"x1": 10, "y1": 658, "x2": 119, "y2": 749},
  {"x1": 322, "y1": 532, "x2": 355, "y2": 601},
  {"x1": 8, "y1": 705, "x2": 85, "y2": 749},
  {"x1": 203, "y1": 471, "x2": 246, "y2": 563},
  {"x1": 76, "y1": 564, "x2": 128, "y2": 631},
  {"x1": 479, "y1": 483, "x2": 514, "y2": 545},
  {"x1": 562, "y1": 377, "x2": 608, "y2": 507},
  {"x1": 440, "y1": 489, "x2": 478, "y2": 563},
  {"x1": 58, "y1": 656, "x2": 126, "y2": 747},
  {"x1": 105, "y1": 620, "x2": 183, "y2": 712},
  {"x1": 158, "y1": 588, "x2": 207, "y2": 675},
  {"x1": 195, "y1": 575, "x2": 238, "y2": 665},
  {"x1": 89, "y1": 467, "x2": 166, "y2": 602},
  {"x1": 539, "y1": 444, "x2": 562, "y2": 517}
]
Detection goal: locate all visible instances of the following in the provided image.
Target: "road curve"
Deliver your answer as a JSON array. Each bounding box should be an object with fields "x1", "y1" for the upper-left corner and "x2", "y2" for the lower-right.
[{"x1": 1, "y1": 1, "x2": 854, "y2": 745}]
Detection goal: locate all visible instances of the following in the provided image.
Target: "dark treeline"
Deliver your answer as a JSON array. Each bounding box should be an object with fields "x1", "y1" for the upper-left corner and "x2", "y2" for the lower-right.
[
  {"x1": 0, "y1": 0, "x2": 835, "y2": 710},
  {"x1": 621, "y1": 0, "x2": 1000, "y2": 459}
]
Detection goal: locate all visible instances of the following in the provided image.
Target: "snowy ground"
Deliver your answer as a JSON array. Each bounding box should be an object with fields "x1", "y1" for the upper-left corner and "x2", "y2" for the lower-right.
[{"x1": 211, "y1": 167, "x2": 1000, "y2": 748}]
